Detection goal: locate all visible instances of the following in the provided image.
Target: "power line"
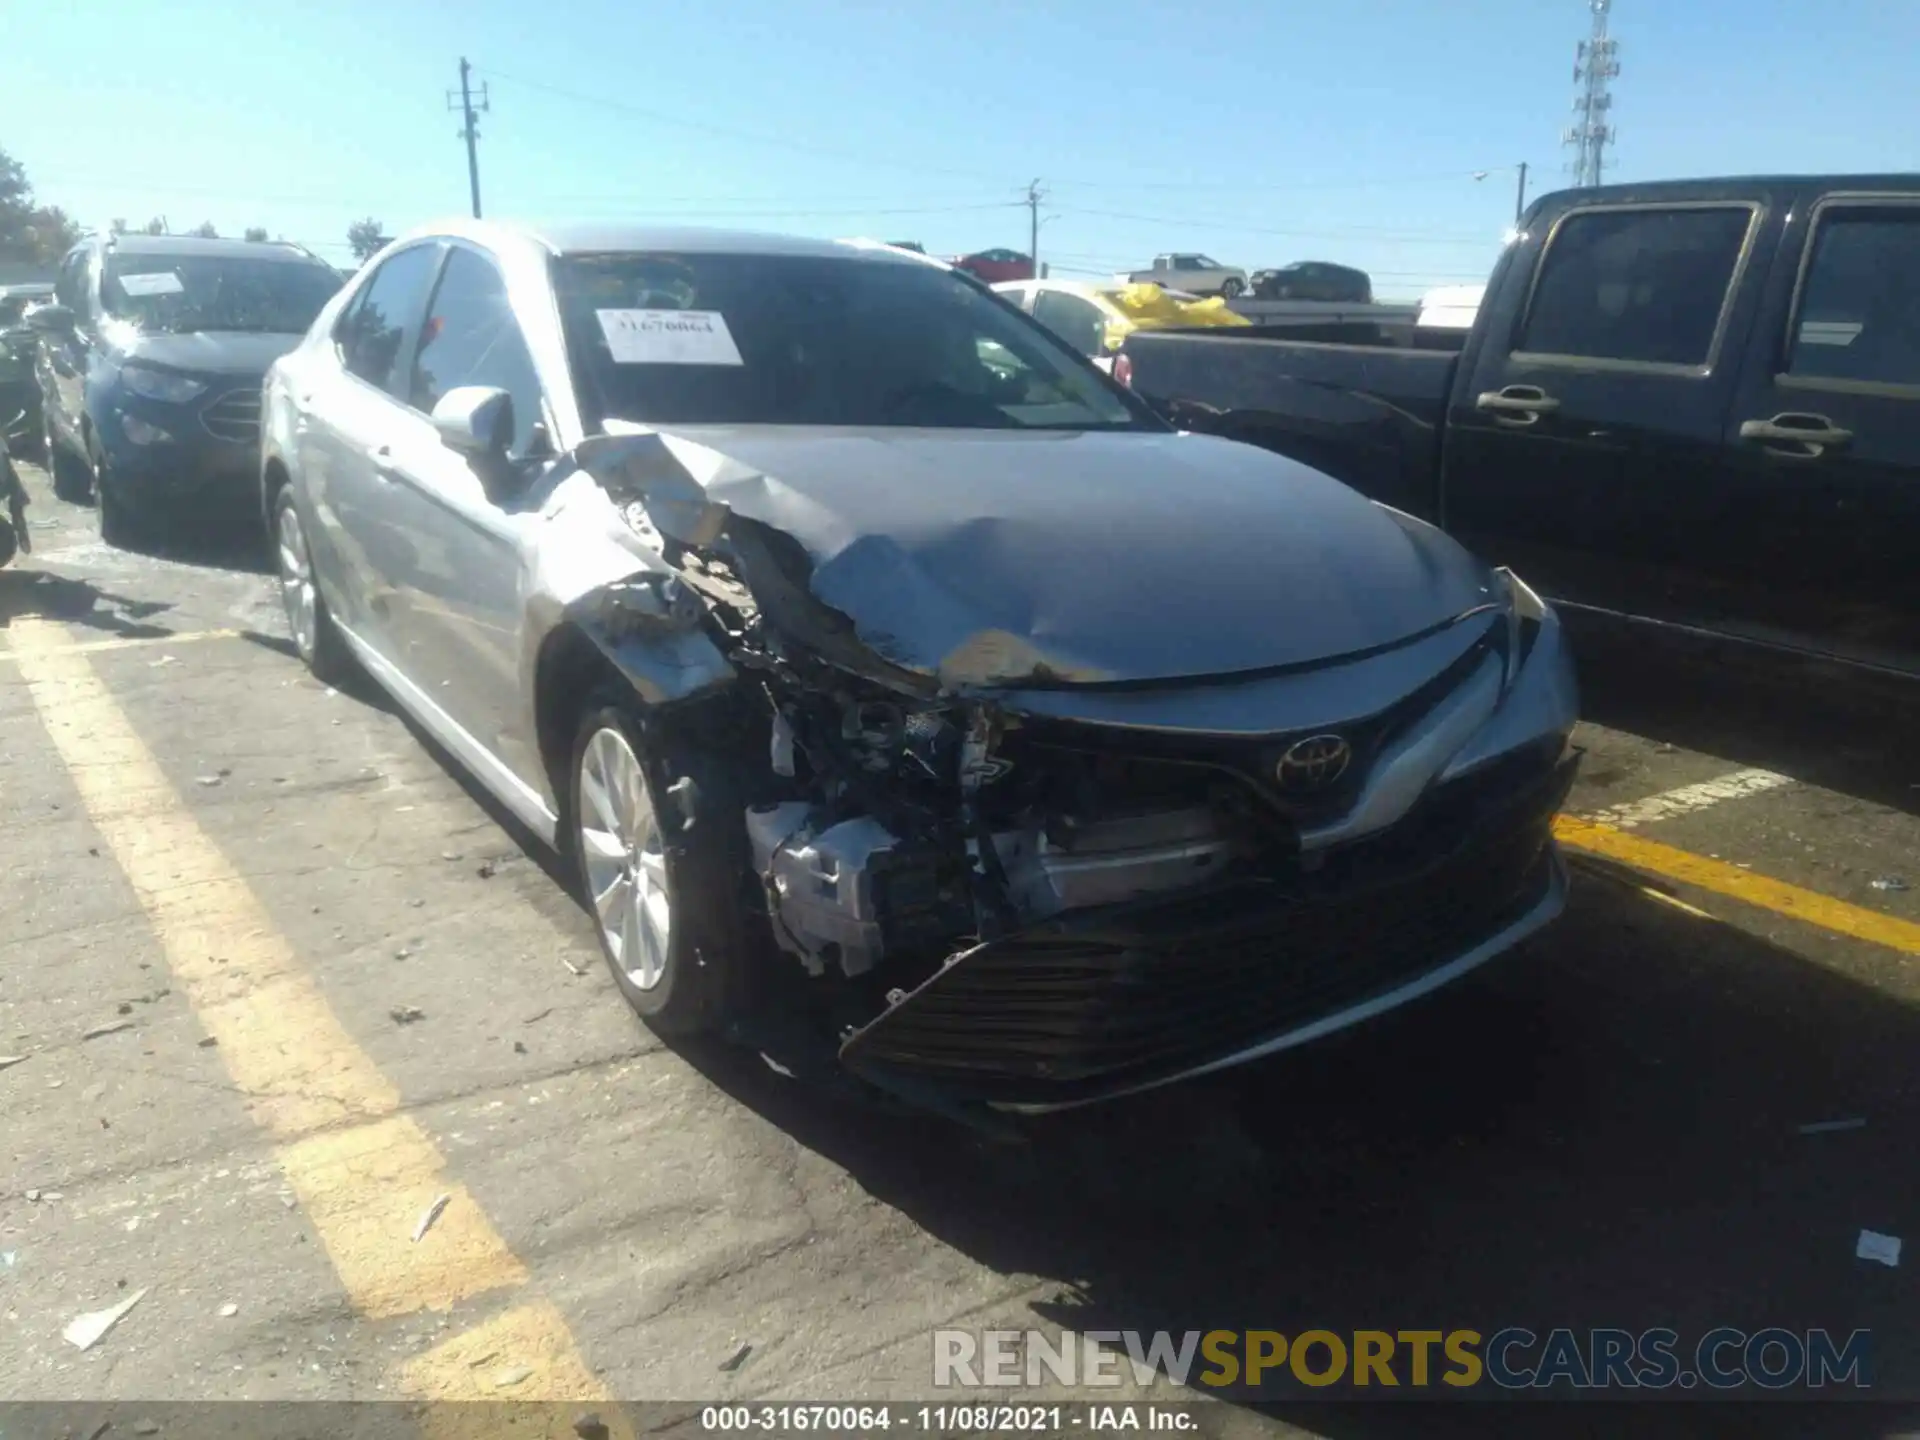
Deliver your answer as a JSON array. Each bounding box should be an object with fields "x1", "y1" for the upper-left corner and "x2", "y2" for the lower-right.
[
  {"x1": 1056, "y1": 204, "x2": 1506, "y2": 246},
  {"x1": 475, "y1": 66, "x2": 1009, "y2": 184}
]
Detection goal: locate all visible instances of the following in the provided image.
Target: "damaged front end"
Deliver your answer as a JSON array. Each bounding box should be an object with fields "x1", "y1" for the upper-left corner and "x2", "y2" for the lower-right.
[{"x1": 570, "y1": 429, "x2": 1578, "y2": 1116}]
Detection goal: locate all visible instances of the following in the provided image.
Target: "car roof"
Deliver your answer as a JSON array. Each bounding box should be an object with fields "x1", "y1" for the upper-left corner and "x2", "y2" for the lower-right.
[
  {"x1": 98, "y1": 234, "x2": 325, "y2": 264},
  {"x1": 393, "y1": 217, "x2": 939, "y2": 268}
]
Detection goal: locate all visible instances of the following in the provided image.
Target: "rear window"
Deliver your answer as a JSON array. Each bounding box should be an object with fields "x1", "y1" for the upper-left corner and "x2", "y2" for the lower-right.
[
  {"x1": 1786, "y1": 205, "x2": 1920, "y2": 389},
  {"x1": 552, "y1": 251, "x2": 1150, "y2": 432},
  {"x1": 1518, "y1": 206, "x2": 1752, "y2": 367}
]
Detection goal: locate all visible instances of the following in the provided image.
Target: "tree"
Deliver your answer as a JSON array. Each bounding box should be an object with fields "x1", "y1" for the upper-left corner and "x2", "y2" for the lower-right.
[
  {"x1": 110, "y1": 218, "x2": 129, "y2": 236},
  {"x1": 142, "y1": 217, "x2": 166, "y2": 235},
  {"x1": 347, "y1": 217, "x2": 388, "y2": 262},
  {"x1": 243, "y1": 226, "x2": 269, "y2": 243},
  {"x1": 189, "y1": 221, "x2": 219, "y2": 239},
  {"x1": 0, "y1": 146, "x2": 81, "y2": 263}
]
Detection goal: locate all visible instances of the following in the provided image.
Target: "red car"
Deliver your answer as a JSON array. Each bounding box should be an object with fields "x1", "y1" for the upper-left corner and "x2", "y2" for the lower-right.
[{"x1": 951, "y1": 248, "x2": 1034, "y2": 283}]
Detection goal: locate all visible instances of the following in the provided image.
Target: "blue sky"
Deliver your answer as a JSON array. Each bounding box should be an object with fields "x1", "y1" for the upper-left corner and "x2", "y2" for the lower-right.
[{"x1": 4, "y1": 0, "x2": 1915, "y2": 299}]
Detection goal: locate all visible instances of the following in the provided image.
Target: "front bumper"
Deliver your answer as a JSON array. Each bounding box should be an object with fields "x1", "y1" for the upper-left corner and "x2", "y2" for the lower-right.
[
  {"x1": 98, "y1": 381, "x2": 262, "y2": 509},
  {"x1": 840, "y1": 747, "x2": 1578, "y2": 1112}
]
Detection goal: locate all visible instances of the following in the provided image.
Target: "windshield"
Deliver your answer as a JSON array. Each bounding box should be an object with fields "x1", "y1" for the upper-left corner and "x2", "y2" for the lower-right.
[
  {"x1": 554, "y1": 252, "x2": 1153, "y2": 432},
  {"x1": 101, "y1": 255, "x2": 342, "y2": 335}
]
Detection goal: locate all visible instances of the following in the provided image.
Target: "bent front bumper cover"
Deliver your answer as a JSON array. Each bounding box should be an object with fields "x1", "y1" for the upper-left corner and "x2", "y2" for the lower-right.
[{"x1": 840, "y1": 752, "x2": 1577, "y2": 1112}]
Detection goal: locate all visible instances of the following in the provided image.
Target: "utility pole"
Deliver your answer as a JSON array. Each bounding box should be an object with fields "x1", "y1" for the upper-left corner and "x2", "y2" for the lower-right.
[
  {"x1": 1514, "y1": 161, "x2": 1529, "y2": 224},
  {"x1": 1563, "y1": 0, "x2": 1619, "y2": 188},
  {"x1": 448, "y1": 57, "x2": 490, "y2": 219},
  {"x1": 1026, "y1": 178, "x2": 1046, "y2": 276}
]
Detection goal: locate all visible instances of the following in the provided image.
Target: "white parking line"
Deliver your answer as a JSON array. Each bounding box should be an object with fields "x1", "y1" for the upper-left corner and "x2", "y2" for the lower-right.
[{"x1": 1583, "y1": 767, "x2": 1794, "y2": 831}]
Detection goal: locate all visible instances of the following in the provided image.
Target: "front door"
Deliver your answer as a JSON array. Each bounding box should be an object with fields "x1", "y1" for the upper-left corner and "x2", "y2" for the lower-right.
[
  {"x1": 1721, "y1": 192, "x2": 1920, "y2": 672},
  {"x1": 1443, "y1": 197, "x2": 1775, "y2": 627},
  {"x1": 376, "y1": 242, "x2": 554, "y2": 791}
]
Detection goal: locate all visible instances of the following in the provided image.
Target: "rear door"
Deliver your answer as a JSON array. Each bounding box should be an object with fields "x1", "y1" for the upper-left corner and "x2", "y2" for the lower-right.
[
  {"x1": 379, "y1": 242, "x2": 555, "y2": 787},
  {"x1": 1443, "y1": 193, "x2": 1777, "y2": 624},
  {"x1": 1721, "y1": 188, "x2": 1920, "y2": 672},
  {"x1": 310, "y1": 242, "x2": 443, "y2": 659}
]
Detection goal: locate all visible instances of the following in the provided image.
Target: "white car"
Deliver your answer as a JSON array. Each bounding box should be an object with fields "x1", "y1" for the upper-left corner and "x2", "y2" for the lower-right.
[
  {"x1": 1121, "y1": 253, "x2": 1248, "y2": 297},
  {"x1": 994, "y1": 278, "x2": 1209, "y2": 372}
]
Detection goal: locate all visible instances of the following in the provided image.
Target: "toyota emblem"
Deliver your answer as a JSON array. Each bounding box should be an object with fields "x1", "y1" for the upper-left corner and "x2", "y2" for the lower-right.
[{"x1": 1276, "y1": 734, "x2": 1352, "y2": 792}]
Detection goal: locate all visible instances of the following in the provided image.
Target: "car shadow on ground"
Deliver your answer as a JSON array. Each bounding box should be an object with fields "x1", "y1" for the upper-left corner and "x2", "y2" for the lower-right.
[
  {"x1": 1568, "y1": 617, "x2": 1920, "y2": 818},
  {"x1": 0, "y1": 566, "x2": 176, "y2": 638},
  {"x1": 690, "y1": 858, "x2": 1920, "y2": 1423}
]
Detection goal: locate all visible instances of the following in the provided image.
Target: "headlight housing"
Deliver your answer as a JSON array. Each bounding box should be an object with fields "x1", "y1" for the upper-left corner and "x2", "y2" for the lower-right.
[{"x1": 120, "y1": 365, "x2": 206, "y2": 404}]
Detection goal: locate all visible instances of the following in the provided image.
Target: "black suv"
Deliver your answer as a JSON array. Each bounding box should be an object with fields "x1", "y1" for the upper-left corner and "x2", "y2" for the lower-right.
[{"x1": 32, "y1": 234, "x2": 342, "y2": 546}]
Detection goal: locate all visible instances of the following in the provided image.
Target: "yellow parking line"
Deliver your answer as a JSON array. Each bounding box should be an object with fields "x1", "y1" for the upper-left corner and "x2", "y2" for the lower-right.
[
  {"x1": 0, "y1": 626, "x2": 242, "y2": 660},
  {"x1": 1555, "y1": 815, "x2": 1920, "y2": 957},
  {"x1": 9, "y1": 615, "x2": 622, "y2": 1414}
]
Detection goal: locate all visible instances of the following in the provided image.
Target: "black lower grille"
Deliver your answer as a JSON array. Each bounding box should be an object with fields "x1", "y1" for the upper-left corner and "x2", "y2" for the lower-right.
[
  {"x1": 201, "y1": 387, "x2": 261, "y2": 444},
  {"x1": 841, "y1": 753, "x2": 1575, "y2": 1106}
]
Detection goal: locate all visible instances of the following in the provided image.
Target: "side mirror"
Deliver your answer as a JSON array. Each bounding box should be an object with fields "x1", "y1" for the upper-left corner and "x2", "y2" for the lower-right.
[
  {"x1": 430, "y1": 385, "x2": 514, "y2": 460},
  {"x1": 28, "y1": 304, "x2": 76, "y2": 335}
]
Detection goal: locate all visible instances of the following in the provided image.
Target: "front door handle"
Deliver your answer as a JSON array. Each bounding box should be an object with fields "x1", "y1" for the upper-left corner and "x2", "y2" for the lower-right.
[
  {"x1": 371, "y1": 444, "x2": 403, "y2": 483},
  {"x1": 1739, "y1": 412, "x2": 1853, "y2": 453},
  {"x1": 1476, "y1": 385, "x2": 1561, "y2": 425}
]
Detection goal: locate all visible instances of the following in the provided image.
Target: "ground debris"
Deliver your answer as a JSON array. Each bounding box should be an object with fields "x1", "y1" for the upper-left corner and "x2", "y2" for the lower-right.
[
  {"x1": 1870, "y1": 876, "x2": 1910, "y2": 893},
  {"x1": 492, "y1": 1364, "x2": 534, "y2": 1390},
  {"x1": 0, "y1": 1055, "x2": 26, "y2": 1071},
  {"x1": 573, "y1": 1414, "x2": 610, "y2": 1440},
  {"x1": 719, "y1": 1340, "x2": 753, "y2": 1372},
  {"x1": 476, "y1": 860, "x2": 497, "y2": 879},
  {"x1": 1858, "y1": 1230, "x2": 1902, "y2": 1267},
  {"x1": 195, "y1": 774, "x2": 223, "y2": 787},
  {"x1": 219, "y1": 1302, "x2": 240, "y2": 1318},
  {"x1": 562, "y1": 957, "x2": 586, "y2": 977},
  {"x1": 197, "y1": 1036, "x2": 218, "y2": 1049},
  {"x1": 134, "y1": 1421, "x2": 161, "y2": 1436},
  {"x1": 523, "y1": 1009, "x2": 553, "y2": 1026},
  {"x1": 63, "y1": 1286, "x2": 150, "y2": 1350},
  {"x1": 1798, "y1": 1117, "x2": 1867, "y2": 1135},
  {"x1": 412, "y1": 1193, "x2": 452, "y2": 1242},
  {"x1": 83, "y1": 1020, "x2": 134, "y2": 1041},
  {"x1": 389, "y1": 1006, "x2": 426, "y2": 1026}
]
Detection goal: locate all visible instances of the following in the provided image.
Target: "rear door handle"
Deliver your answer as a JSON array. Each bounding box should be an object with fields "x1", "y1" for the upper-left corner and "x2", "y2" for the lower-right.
[
  {"x1": 1475, "y1": 385, "x2": 1560, "y2": 424},
  {"x1": 1739, "y1": 413, "x2": 1853, "y2": 451}
]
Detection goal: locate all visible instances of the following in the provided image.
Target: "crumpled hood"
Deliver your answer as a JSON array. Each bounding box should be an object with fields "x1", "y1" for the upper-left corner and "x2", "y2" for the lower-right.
[
  {"x1": 114, "y1": 330, "x2": 304, "y2": 376},
  {"x1": 604, "y1": 424, "x2": 1496, "y2": 686}
]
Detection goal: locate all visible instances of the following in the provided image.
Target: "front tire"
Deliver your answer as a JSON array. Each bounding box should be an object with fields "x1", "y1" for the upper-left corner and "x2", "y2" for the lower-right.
[
  {"x1": 570, "y1": 694, "x2": 748, "y2": 1036},
  {"x1": 1220, "y1": 276, "x2": 1244, "y2": 298},
  {"x1": 44, "y1": 409, "x2": 88, "y2": 502},
  {"x1": 90, "y1": 439, "x2": 144, "y2": 550},
  {"x1": 272, "y1": 487, "x2": 354, "y2": 685}
]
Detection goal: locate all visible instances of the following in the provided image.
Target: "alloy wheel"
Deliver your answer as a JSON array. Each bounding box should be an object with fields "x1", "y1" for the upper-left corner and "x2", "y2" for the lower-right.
[
  {"x1": 275, "y1": 500, "x2": 319, "y2": 661},
  {"x1": 577, "y1": 726, "x2": 672, "y2": 991}
]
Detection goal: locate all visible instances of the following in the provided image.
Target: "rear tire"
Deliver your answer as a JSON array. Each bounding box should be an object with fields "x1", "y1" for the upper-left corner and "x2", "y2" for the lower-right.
[
  {"x1": 1220, "y1": 276, "x2": 1244, "y2": 298},
  {"x1": 569, "y1": 692, "x2": 749, "y2": 1037},
  {"x1": 272, "y1": 486, "x2": 355, "y2": 686},
  {"x1": 44, "y1": 410, "x2": 89, "y2": 503}
]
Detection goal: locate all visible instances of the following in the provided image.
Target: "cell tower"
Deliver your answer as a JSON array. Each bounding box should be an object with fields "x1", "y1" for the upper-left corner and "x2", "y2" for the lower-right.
[{"x1": 1564, "y1": 0, "x2": 1619, "y2": 188}]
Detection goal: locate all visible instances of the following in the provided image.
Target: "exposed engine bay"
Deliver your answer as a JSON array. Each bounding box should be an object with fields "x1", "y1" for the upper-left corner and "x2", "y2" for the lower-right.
[{"x1": 567, "y1": 426, "x2": 1578, "y2": 1108}]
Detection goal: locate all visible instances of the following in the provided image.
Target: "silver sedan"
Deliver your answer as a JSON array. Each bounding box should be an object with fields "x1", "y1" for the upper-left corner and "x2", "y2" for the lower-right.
[{"x1": 262, "y1": 221, "x2": 1579, "y2": 1117}]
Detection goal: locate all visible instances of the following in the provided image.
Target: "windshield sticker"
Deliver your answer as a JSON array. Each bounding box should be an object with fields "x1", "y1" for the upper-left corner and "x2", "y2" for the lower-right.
[
  {"x1": 117, "y1": 272, "x2": 185, "y2": 297},
  {"x1": 595, "y1": 309, "x2": 743, "y2": 366}
]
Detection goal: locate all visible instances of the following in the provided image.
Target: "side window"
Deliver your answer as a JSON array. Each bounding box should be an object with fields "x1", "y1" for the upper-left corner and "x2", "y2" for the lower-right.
[
  {"x1": 1031, "y1": 291, "x2": 1108, "y2": 358},
  {"x1": 1171, "y1": 256, "x2": 1200, "y2": 271},
  {"x1": 337, "y1": 245, "x2": 438, "y2": 394},
  {"x1": 1519, "y1": 206, "x2": 1752, "y2": 367},
  {"x1": 408, "y1": 247, "x2": 547, "y2": 455},
  {"x1": 1786, "y1": 205, "x2": 1920, "y2": 389}
]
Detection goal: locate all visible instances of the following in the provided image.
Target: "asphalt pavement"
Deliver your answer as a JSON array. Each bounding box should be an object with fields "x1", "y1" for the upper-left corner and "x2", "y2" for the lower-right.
[{"x1": 3, "y1": 458, "x2": 1919, "y2": 1436}]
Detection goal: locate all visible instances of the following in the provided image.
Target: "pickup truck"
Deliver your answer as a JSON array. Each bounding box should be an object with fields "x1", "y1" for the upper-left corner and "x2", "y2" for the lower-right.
[
  {"x1": 1123, "y1": 253, "x2": 1249, "y2": 298},
  {"x1": 1117, "y1": 175, "x2": 1920, "y2": 682}
]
